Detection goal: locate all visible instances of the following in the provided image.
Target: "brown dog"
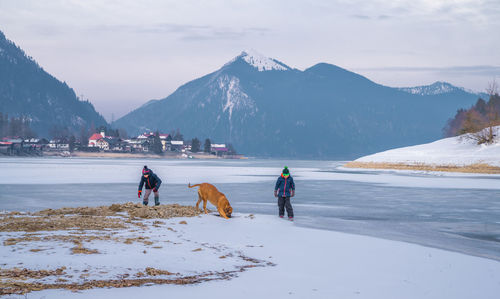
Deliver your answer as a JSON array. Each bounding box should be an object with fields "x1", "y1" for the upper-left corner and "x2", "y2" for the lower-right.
[{"x1": 188, "y1": 183, "x2": 233, "y2": 219}]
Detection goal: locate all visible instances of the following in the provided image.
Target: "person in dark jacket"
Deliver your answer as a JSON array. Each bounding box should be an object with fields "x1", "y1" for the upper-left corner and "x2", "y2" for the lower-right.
[
  {"x1": 138, "y1": 165, "x2": 162, "y2": 206},
  {"x1": 274, "y1": 166, "x2": 295, "y2": 220}
]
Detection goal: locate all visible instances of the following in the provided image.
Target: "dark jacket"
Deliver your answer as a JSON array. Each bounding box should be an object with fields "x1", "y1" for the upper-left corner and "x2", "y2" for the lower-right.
[
  {"x1": 139, "y1": 172, "x2": 162, "y2": 191},
  {"x1": 275, "y1": 174, "x2": 295, "y2": 197}
]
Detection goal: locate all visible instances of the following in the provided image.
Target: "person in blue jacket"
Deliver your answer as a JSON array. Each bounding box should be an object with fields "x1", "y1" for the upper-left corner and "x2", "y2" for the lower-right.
[
  {"x1": 274, "y1": 166, "x2": 295, "y2": 220},
  {"x1": 138, "y1": 165, "x2": 162, "y2": 206}
]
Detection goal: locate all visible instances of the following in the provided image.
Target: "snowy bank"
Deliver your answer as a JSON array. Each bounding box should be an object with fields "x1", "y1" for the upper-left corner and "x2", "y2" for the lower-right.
[
  {"x1": 346, "y1": 126, "x2": 500, "y2": 173},
  {"x1": 2, "y1": 203, "x2": 500, "y2": 299}
]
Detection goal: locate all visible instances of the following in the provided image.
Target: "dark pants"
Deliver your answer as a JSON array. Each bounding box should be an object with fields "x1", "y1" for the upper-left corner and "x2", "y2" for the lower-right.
[
  {"x1": 278, "y1": 196, "x2": 294, "y2": 217},
  {"x1": 143, "y1": 189, "x2": 160, "y2": 206}
]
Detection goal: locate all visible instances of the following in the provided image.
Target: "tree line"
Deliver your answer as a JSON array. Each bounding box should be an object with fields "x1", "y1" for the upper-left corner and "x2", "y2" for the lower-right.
[
  {"x1": 444, "y1": 81, "x2": 500, "y2": 144},
  {"x1": 0, "y1": 113, "x2": 36, "y2": 139}
]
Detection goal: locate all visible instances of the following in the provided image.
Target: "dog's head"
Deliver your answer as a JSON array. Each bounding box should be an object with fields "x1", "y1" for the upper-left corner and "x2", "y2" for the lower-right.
[{"x1": 220, "y1": 196, "x2": 233, "y2": 218}]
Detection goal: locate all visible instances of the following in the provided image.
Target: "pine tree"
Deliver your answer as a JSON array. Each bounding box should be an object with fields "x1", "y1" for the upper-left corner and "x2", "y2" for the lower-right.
[
  {"x1": 191, "y1": 138, "x2": 201, "y2": 152},
  {"x1": 152, "y1": 131, "x2": 163, "y2": 155},
  {"x1": 227, "y1": 143, "x2": 237, "y2": 154},
  {"x1": 204, "y1": 138, "x2": 211, "y2": 153},
  {"x1": 173, "y1": 129, "x2": 184, "y2": 141},
  {"x1": 69, "y1": 136, "x2": 76, "y2": 152}
]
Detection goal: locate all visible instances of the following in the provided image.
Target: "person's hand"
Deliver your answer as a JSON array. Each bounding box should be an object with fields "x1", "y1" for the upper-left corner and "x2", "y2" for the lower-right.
[
  {"x1": 153, "y1": 187, "x2": 158, "y2": 192},
  {"x1": 138, "y1": 190, "x2": 142, "y2": 198},
  {"x1": 274, "y1": 190, "x2": 278, "y2": 198},
  {"x1": 291, "y1": 190, "x2": 295, "y2": 197}
]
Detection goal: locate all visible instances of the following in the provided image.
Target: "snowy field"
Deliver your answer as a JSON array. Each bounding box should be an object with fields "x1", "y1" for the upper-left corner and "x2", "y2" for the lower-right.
[
  {"x1": 1, "y1": 157, "x2": 500, "y2": 298},
  {"x1": 353, "y1": 126, "x2": 500, "y2": 167},
  {"x1": 2, "y1": 210, "x2": 500, "y2": 299}
]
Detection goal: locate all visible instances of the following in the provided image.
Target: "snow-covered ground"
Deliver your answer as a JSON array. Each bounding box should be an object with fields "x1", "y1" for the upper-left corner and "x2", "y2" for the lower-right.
[
  {"x1": 2, "y1": 212, "x2": 500, "y2": 299},
  {"x1": 353, "y1": 126, "x2": 500, "y2": 167}
]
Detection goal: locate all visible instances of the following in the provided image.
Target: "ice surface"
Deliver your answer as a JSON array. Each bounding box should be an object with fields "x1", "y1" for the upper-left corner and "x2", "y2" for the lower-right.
[
  {"x1": 1, "y1": 157, "x2": 499, "y2": 189},
  {"x1": 1, "y1": 157, "x2": 500, "y2": 262}
]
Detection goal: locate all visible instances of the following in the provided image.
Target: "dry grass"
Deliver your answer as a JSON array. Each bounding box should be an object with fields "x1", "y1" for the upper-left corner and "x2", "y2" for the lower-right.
[
  {"x1": 0, "y1": 203, "x2": 273, "y2": 296},
  {"x1": 344, "y1": 161, "x2": 500, "y2": 174},
  {"x1": 0, "y1": 265, "x2": 270, "y2": 295},
  {"x1": 0, "y1": 215, "x2": 126, "y2": 232},
  {"x1": 34, "y1": 202, "x2": 204, "y2": 219}
]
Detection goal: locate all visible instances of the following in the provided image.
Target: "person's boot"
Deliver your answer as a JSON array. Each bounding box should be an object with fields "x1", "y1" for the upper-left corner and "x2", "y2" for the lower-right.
[
  {"x1": 143, "y1": 200, "x2": 148, "y2": 206},
  {"x1": 154, "y1": 196, "x2": 160, "y2": 206}
]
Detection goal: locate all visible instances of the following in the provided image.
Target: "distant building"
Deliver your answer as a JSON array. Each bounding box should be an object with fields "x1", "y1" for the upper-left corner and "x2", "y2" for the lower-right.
[
  {"x1": 88, "y1": 131, "x2": 106, "y2": 147},
  {"x1": 48, "y1": 138, "x2": 69, "y2": 151},
  {"x1": 170, "y1": 140, "x2": 184, "y2": 152},
  {"x1": 159, "y1": 134, "x2": 171, "y2": 151},
  {"x1": 211, "y1": 143, "x2": 228, "y2": 156}
]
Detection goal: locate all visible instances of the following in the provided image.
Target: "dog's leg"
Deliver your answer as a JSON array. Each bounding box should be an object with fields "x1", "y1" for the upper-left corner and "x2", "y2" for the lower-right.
[
  {"x1": 218, "y1": 207, "x2": 229, "y2": 219},
  {"x1": 196, "y1": 192, "x2": 202, "y2": 211},
  {"x1": 203, "y1": 199, "x2": 208, "y2": 214}
]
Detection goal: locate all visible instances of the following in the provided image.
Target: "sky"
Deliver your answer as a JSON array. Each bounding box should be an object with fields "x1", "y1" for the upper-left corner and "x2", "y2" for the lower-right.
[{"x1": 1, "y1": 0, "x2": 499, "y2": 121}]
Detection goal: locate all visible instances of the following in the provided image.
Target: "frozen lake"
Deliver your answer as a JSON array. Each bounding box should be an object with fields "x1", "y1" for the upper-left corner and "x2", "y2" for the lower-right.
[{"x1": 1, "y1": 157, "x2": 500, "y2": 261}]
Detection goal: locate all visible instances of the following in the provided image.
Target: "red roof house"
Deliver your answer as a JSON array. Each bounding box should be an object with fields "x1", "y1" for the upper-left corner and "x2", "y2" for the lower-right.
[{"x1": 88, "y1": 133, "x2": 104, "y2": 147}]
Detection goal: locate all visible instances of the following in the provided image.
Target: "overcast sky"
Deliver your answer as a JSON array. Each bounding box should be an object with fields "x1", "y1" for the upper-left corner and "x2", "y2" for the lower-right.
[{"x1": 1, "y1": 0, "x2": 499, "y2": 121}]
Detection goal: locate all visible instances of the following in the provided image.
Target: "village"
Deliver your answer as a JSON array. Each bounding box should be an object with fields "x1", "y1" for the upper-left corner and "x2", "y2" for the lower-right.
[{"x1": 0, "y1": 131, "x2": 240, "y2": 158}]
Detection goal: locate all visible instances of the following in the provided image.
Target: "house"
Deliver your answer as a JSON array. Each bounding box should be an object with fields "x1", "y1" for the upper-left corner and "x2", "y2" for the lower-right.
[
  {"x1": 159, "y1": 134, "x2": 171, "y2": 151},
  {"x1": 0, "y1": 141, "x2": 14, "y2": 155},
  {"x1": 48, "y1": 138, "x2": 69, "y2": 151},
  {"x1": 170, "y1": 140, "x2": 184, "y2": 152},
  {"x1": 137, "y1": 132, "x2": 154, "y2": 140},
  {"x1": 210, "y1": 143, "x2": 228, "y2": 156},
  {"x1": 211, "y1": 143, "x2": 226, "y2": 150},
  {"x1": 95, "y1": 137, "x2": 122, "y2": 151},
  {"x1": 212, "y1": 147, "x2": 229, "y2": 156},
  {"x1": 125, "y1": 138, "x2": 150, "y2": 152},
  {"x1": 88, "y1": 131, "x2": 106, "y2": 147},
  {"x1": 23, "y1": 138, "x2": 46, "y2": 154}
]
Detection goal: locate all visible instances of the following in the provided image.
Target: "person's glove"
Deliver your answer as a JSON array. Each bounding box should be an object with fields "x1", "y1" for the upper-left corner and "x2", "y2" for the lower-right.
[
  {"x1": 274, "y1": 190, "x2": 278, "y2": 198},
  {"x1": 138, "y1": 190, "x2": 142, "y2": 198},
  {"x1": 153, "y1": 187, "x2": 158, "y2": 192},
  {"x1": 291, "y1": 190, "x2": 295, "y2": 197}
]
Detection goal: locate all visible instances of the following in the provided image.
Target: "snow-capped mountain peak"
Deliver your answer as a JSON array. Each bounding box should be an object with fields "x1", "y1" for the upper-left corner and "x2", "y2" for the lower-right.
[
  {"x1": 225, "y1": 49, "x2": 291, "y2": 71},
  {"x1": 398, "y1": 81, "x2": 460, "y2": 96}
]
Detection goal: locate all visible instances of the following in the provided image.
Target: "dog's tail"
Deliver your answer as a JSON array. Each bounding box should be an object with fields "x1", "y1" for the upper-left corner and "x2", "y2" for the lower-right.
[{"x1": 188, "y1": 183, "x2": 202, "y2": 188}]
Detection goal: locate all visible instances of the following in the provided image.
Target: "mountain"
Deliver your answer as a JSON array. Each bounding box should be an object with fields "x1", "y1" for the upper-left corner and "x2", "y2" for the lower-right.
[
  {"x1": 398, "y1": 81, "x2": 487, "y2": 97},
  {"x1": 115, "y1": 50, "x2": 482, "y2": 159},
  {"x1": 0, "y1": 30, "x2": 107, "y2": 137}
]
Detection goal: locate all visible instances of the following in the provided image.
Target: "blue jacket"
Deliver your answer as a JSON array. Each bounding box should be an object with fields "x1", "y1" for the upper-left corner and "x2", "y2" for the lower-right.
[
  {"x1": 275, "y1": 175, "x2": 295, "y2": 197},
  {"x1": 139, "y1": 172, "x2": 162, "y2": 191}
]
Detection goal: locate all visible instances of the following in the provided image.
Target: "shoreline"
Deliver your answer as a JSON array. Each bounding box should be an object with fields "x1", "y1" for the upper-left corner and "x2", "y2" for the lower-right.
[
  {"x1": 27, "y1": 151, "x2": 245, "y2": 160},
  {"x1": 344, "y1": 161, "x2": 500, "y2": 174}
]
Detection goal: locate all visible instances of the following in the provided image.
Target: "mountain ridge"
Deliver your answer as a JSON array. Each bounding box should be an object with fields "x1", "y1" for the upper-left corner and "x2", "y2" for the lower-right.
[
  {"x1": 115, "y1": 50, "x2": 482, "y2": 159},
  {"x1": 0, "y1": 30, "x2": 107, "y2": 137}
]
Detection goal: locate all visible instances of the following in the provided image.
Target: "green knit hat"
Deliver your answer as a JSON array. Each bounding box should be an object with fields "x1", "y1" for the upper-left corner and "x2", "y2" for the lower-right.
[{"x1": 282, "y1": 166, "x2": 290, "y2": 176}]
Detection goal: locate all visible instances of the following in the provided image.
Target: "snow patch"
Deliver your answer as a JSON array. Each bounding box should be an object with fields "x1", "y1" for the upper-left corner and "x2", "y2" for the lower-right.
[
  {"x1": 398, "y1": 81, "x2": 458, "y2": 95},
  {"x1": 225, "y1": 50, "x2": 291, "y2": 71},
  {"x1": 5, "y1": 213, "x2": 500, "y2": 299},
  {"x1": 355, "y1": 126, "x2": 500, "y2": 167},
  {"x1": 398, "y1": 81, "x2": 482, "y2": 96},
  {"x1": 218, "y1": 75, "x2": 256, "y2": 121}
]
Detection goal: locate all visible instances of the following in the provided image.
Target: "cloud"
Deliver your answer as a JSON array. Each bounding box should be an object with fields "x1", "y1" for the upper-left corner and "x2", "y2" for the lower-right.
[
  {"x1": 89, "y1": 23, "x2": 270, "y2": 41},
  {"x1": 351, "y1": 14, "x2": 370, "y2": 19},
  {"x1": 377, "y1": 14, "x2": 392, "y2": 19}
]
